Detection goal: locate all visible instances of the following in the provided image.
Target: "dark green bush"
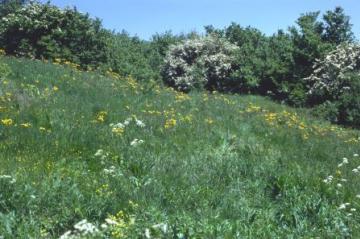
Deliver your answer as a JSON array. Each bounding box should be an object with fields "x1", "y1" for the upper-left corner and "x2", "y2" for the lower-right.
[
  {"x1": 0, "y1": 1, "x2": 110, "y2": 68},
  {"x1": 311, "y1": 73, "x2": 360, "y2": 127},
  {"x1": 107, "y1": 32, "x2": 159, "y2": 81}
]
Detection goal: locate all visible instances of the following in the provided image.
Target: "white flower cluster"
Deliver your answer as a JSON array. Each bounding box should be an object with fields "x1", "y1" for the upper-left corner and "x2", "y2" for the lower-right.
[
  {"x1": 103, "y1": 166, "x2": 117, "y2": 176},
  {"x1": 94, "y1": 149, "x2": 110, "y2": 165},
  {"x1": 130, "y1": 139, "x2": 144, "y2": 147},
  {"x1": 0, "y1": 175, "x2": 16, "y2": 184},
  {"x1": 162, "y1": 35, "x2": 239, "y2": 91},
  {"x1": 322, "y1": 154, "x2": 360, "y2": 216},
  {"x1": 109, "y1": 117, "x2": 145, "y2": 129},
  {"x1": 144, "y1": 222, "x2": 168, "y2": 238},
  {"x1": 0, "y1": 2, "x2": 68, "y2": 36},
  {"x1": 306, "y1": 43, "x2": 360, "y2": 97},
  {"x1": 59, "y1": 219, "x2": 99, "y2": 239}
]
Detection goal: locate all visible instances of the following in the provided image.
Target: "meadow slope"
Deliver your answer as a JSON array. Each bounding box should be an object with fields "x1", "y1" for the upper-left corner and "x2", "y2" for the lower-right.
[{"x1": 1, "y1": 56, "x2": 360, "y2": 238}]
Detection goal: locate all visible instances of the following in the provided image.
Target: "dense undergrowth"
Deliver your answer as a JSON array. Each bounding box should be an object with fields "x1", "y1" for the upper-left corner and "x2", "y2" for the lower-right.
[{"x1": 1, "y1": 56, "x2": 360, "y2": 238}]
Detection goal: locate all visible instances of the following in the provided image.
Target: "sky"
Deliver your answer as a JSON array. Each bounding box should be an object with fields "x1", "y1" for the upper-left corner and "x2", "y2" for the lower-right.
[{"x1": 39, "y1": 0, "x2": 360, "y2": 40}]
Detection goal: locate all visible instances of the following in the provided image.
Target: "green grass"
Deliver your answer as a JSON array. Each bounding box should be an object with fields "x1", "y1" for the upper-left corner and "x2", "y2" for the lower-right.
[{"x1": 1, "y1": 56, "x2": 360, "y2": 238}]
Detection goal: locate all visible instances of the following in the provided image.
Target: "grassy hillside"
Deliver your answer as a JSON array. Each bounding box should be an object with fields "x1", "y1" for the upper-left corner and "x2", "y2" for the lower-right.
[{"x1": 1, "y1": 56, "x2": 360, "y2": 238}]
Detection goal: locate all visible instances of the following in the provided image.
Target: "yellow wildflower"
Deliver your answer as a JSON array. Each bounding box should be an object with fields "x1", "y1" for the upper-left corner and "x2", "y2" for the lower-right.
[
  {"x1": 164, "y1": 118, "x2": 177, "y2": 129},
  {"x1": 53, "y1": 86, "x2": 59, "y2": 92},
  {"x1": 96, "y1": 111, "x2": 107, "y2": 123},
  {"x1": 112, "y1": 127, "x2": 124, "y2": 136},
  {"x1": 20, "y1": 123, "x2": 32, "y2": 128},
  {"x1": 1, "y1": 118, "x2": 13, "y2": 126},
  {"x1": 298, "y1": 122, "x2": 306, "y2": 130},
  {"x1": 245, "y1": 103, "x2": 261, "y2": 113},
  {"x1": 175, "y1": 92, "x2": 190, "y2": 102},
  {"x1": 205, "y1": 118, "x2": 214, "y2": 124}
]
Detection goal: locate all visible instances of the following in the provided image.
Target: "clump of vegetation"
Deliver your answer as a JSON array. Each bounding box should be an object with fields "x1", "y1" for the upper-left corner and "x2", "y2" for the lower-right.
[
  {"x1": 0, "y1": 1, "x2": 360, "y2": 235},
  {"x1": 162, "y1": 35, "x2": 239, "y2": 91},
  {"x1": 307, "y1": 43, "x2": 360, "y2": 126},
  {"x1": 0, "y1": 1, "x2": 110, "y2": 68},
  {"x1": 1, "y1": 57, "x2": 360, "y2": 238}
]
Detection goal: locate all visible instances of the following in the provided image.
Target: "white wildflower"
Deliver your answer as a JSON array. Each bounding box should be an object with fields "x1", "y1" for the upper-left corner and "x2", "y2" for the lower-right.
[
  {"x1": 0, "y1": 175, "x2": 16, "y2": 184},
  {"x1": 342, "y1": 158, "x2": 349, "y2": 164},
  {"x1": 103, "y1": 166, "x2": 116, "y2": 176},
  {"x1": 94, "y1": 149, "x2": 104, "y2": 157},
  {"x1": 144, "y1": 228, "x2": 151, "y2": 239},
  {"x1": 123, "y1": 117, "x2": 132, "y2": 126},
  {"x1": 59, "y1": 230, "x2": 73, "y2": 239},
  {"x1": 130, "y1": 139, "x2": 144, "y2": 147},
  {"x1": 105, "y1": 218, "x2": 118, "y2": 225},
  {"x1": 323, "y1": 175, "x2": 333, "y2": 184},
  {"x1": 339, "y1": 203, "x2": 347, "y2": 210},
  {"x1": 337, "y1": 183, "x2": 343, "y2": 188},
  {"x1": 113, "y1": 122, "x2": 125, "y2": 128},
  {"x1": 354, "y1": 153, "x2": 359, "y2": 157},
  {"x1": 352, "y1": 168, "x2": 359, "y2": 173},
  {"x1": 152, "y1": 223, "x2": 168, "y2": 233},
  {"x1": 350, "y1": 208, "x2": 356, "y2": 212},
  {"x1": 135, "y1": 119, "x2": 145, "y2": 128},
  {"x1": 74, "y1": 219, "x2": 98, "y2": 235}
]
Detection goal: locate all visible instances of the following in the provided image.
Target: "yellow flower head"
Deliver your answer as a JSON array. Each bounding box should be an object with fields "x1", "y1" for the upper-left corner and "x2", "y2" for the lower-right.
[
  {"x1": 1, "y1": 118, "x2": 13, "y2": 126},
  {"x1": 112, "y1": 127, "x2": 124, "y2": 136},
  {"x1": 96, "y1": 111, "x2": 108, "y2": 123},
  {"x1": 164, "y1": 118, "x2": 177, "y2": 129},
  {"x1": 205, "y1": 118, "x2": 214, "y2": 124},
  {"x1": 20, "y1": 123, "x2": 32, "y2": 128}
]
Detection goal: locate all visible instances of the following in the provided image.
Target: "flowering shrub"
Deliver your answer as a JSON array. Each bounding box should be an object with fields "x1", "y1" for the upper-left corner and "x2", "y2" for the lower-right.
[
  {"x1": 307, "y1": 43, "x2": 360, "y2": 99},
  {"x1": 0, "y1": 1, "x2": 110, "y2": 68},
  {"x1": 162, "y1": 35, "x2": 239, "y2": 91},
  {"x1": 306, "y1": 43, "x2": 360, "y2": 127}
]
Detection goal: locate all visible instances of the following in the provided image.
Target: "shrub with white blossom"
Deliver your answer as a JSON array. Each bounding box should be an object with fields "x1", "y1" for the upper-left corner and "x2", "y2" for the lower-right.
[
  {"x1": 306, "y1": 43, "x2": 360, "y2": 127},
  {"x1": 306, "y1": 43, "x2": 360, "y2": 99},
  {"x1": 0, "y1": 1, "x2": 110, "y2": 68},
  {"x1": 162, "y1": 35, "x2": 239, "y2": 91}
]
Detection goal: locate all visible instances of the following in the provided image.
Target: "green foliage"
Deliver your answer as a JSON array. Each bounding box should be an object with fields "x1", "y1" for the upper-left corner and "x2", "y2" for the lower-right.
[
  {"x1": 0, "y1": 1, "x2": 110, "y2": 68},
  {"x1": 336, "y1": 73, "x2": 360, "y2": 127},
  {"x1": 0, "y1": 0, "x2": 27, "y2": 17},
  {"x1": 107, "y1": 32, "x2": 159, "y2": 82},
  {"x1": 306, "y1": 43, "x2": 360, "y2": 127},
  {"x1": 263, "y1": 31, "x2": 295, "y2": 98},
  {"x1": 1, "y1": 56, "x2": 360, "y2": 237},
  {"x1": 223, "y1": 23, "x2": 269, "y2": 93},
  {"x1": 312, "y1": 73, "x2": 360, "y2": 127},
  {"x1": 322, "y1": 6, "x2": 354, "y2": 45}
]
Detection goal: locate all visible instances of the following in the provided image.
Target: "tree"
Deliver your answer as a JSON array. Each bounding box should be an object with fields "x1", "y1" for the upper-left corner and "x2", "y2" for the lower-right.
[
  {"x1": 0, "y1": 0, "x2": 27, "y2": 17},
  {"x1": 223, "y1": 23, "x2": 269, "y2": 93},
  {"x1": 0, "y1": 1, "x2": 110, "y2": 68},
  {"x1": 322, "y1": 7, "x2": 354, "y2": 45},
  {"x1": 162, "y1": 35, "x2": 239, "y2": 92}
]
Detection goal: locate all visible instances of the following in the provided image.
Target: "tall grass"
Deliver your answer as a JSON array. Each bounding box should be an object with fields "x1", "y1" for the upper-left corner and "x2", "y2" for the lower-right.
[{"x1": 0, "y1": 56, "x2": 360, "y2": 238}]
